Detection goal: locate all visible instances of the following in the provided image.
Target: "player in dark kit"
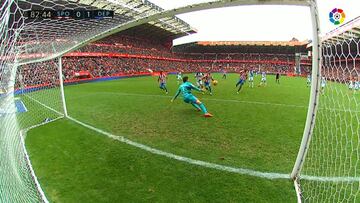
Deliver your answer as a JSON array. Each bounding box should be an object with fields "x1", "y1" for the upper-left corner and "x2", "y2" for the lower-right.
[
  {"x1": 276, "y1": 72, "x2": 280, "y2": 84},
  {"x1": 222, "y1": 70, "x2": 227, "y2": 79}
]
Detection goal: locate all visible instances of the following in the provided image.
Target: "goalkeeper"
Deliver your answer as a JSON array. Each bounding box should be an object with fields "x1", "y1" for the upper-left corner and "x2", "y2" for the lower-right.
[{"x1": 171, "y1": 76, "x2": 213, "y2": 117}]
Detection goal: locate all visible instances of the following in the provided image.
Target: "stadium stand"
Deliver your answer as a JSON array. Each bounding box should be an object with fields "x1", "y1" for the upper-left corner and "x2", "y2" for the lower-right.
[
  {"x1": 55, "y1": 25, "x2": 312, "y2": 82},
  {"x1": 3, "y1": 0, "x2": 359, "y2": 201}
]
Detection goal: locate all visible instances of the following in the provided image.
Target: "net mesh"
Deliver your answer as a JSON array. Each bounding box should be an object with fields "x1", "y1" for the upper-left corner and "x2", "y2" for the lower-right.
[
  {"x1": 13, "y1": 0, "x2": 195, "y2": 65},
  {"x1": 16, "y1": 59, "x2": 64, "y2": 128},
  {"x1": 3, "y1": 0, "x2": 360, "y2": 202},
  {"x1": 300, "y1": 29, "x2": 360, "y2": 202},
  {"x1": 1, "y1": 1, "x2": 44, "y2": 202},
  {"x1": 0, "y1": 0, "x2": 199, "y2": 201}
]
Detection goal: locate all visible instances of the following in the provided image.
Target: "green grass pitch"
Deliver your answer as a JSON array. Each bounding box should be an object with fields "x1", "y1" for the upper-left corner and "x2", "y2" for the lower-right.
[{"x1": 25, "y1": 73, "x2": 313, "y2": 202}]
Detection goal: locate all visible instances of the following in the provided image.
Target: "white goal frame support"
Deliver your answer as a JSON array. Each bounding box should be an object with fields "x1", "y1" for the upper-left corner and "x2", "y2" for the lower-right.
[
  {"x1": 18, "y1": 0, "x2": 313, "y2": 66},
  {"x1": 58, "y1": 57, "x2": 68, "y2": 117},
  {"x1": 291, "y1": 2, "x2": 321, "y2": 199},
  {"x1": 6, "y1": 0, "x2": 321, "y2": 202}
]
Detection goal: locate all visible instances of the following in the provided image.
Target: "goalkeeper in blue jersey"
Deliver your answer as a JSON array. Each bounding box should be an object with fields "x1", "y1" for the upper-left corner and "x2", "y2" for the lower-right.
[{"x1": 171, "y1": 76, "x2": 213, "y2": 117}]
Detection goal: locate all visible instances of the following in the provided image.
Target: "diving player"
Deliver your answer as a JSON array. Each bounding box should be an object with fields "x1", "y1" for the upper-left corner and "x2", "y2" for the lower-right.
[
  {"x1": 158, "y1": 71, "x2": 168, "y2": 94},
  {"x1": 307, "y1": 74, "x2": 311, "y2": 87},
  {"x1": 236, "y1": 71, "x2": 247, "y2": 94},
  {"x1": 202, "y1": 72, "x2": 214, "y2": 95},
  {"x1": 248, "y1": 70, "x2": 254, "y2": 88},
  {"x1": 171, "y1": 76, "x2": 213, "y2": 117},
  {"x1": 258, "y1": 72, "x2": 267, "y2": 87}
]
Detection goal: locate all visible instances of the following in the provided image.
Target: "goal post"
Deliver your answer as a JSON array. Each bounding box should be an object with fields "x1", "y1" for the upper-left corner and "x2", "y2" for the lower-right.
[
  {"x1": 296, "y1": 20, "x2": 360, "y2": 202},
  {"x1": 58, "y1": 57, "x2": 68, "y2": 117},
  {"x1": 291, "y1": 0, "x2": 322, "y2": 179},
  {"x1": 10, "y1": 0, "x2": 360, "y2": 202}
]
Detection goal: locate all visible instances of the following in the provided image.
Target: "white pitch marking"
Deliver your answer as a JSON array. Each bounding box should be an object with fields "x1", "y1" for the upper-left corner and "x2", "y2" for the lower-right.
[
  {"x1": 71, "y1": 91, "x2": 360, "y2": 113},
  {"x1": 67, "y1": 91, "x2": 309, "y2": 109},
  {"x1": 67, "y1": 116, "x2": 360, "y2": 182},
  {"x1": 68, "y1": 116, "x2": 290, "y2": 180},
  {"x1": 24, "y1": 94, "x2": 63, "y2": 116},
  {"x1": 24, "y1": 91, "x2": 360, "y2": 182},
  {"x1": 21, "y1": 118, "x2": 64, "y2": 203}
]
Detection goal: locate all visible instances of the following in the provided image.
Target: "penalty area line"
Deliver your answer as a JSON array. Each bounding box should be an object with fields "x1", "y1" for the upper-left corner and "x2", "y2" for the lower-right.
[
  {"x1": 94, "y1": 92, "x2": 360, "y2": 113},
  {"x1": 23, "y1": 91, "x2": 360, "y2": 183},
  {"x1": 67, "y1": 116, "x2": 289, "y2": 180},
  {"x1": 68, "y1": 91, "x2": 308, "y2": 109},
  {"x1": 68, "y1": 116, "x2": 360, "y2": 183}
]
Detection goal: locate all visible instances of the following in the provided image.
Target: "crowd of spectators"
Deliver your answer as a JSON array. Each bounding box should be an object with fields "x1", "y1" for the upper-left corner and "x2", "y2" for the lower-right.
[
  {"x1": 15, "y1": 60, "x2": 58, "y2": 89},
  {"x1": 15, "y1": 33, "x2": 318, "y2": 87},
  {"x1": 62, "y1": 56, "x2": 307, "y2": 80},
  {"x1": 75, "y1": 33, "x2": 297, "y2": 63},
  {"x1": 16, "y1": 56, "x2": 312, "y2": 88},
  {"x1": 76, "y1": 43, "x2": 296, "y2": 62}
]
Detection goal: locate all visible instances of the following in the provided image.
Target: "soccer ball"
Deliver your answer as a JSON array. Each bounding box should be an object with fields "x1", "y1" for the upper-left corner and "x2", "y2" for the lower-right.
[{"x1": 212, "y1": 80, "x2": 218, "y2": 86}]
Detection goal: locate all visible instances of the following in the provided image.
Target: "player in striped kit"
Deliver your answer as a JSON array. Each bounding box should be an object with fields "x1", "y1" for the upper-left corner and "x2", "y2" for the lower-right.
[
  {"x1": 258, "y1": 72, "x2": 267, "y2": 87},
  {"x1": 195, "y1": 72, "x2": 204, "y2": 89},
  {"x1": 248, "y1": 70, "x2": 254, "y2": 88},
  {"x1": 202, "y1": 72, "x2": 214, "y2": 95},
  {"x1": 236, "y1": 71, "x2": 247, "y2": 94},
  {"x1": 307, "y1": 74, "x2": 311, "y2": 87},
  {"x1": 348, "y1": 77, "x2": 354, "y2": 91},
  {"x1": 176, "y1": 72, "x2": 182, "y2": 84},
  {"x1": 320, "y1": 76, "x2": 326, "y2": 94},
  {"x1": 354, "y1": 77, "x2": 360, "y2": 92},
  {"x1": 158, "y1": 71, "x2": 168, "y2": 94}
]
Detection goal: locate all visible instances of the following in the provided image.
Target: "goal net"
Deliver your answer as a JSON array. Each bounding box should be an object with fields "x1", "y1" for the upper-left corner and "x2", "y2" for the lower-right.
[
  {"x1": 297, "y1": 24, "x2": 360, "y2": 201},
  {"x1": 2, "y1": 0, "x2": 359, "y2": 202},
  {"x1": 0, "y1": 0, "x2": 179, "y2": 201}
]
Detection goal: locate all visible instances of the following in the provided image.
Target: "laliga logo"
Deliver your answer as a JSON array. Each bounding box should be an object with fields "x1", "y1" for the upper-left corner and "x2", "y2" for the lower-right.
[{"x1": 329, "y1": 8, "x2": 346, "y2": 25}]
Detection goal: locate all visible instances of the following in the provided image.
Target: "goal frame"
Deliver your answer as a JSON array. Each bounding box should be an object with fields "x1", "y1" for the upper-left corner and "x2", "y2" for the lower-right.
[
  {"x1": 290, "y1": 0, "x2": 321, "y2": 180},
  {"x1": 59, "y1": 2, "x2": 320, "y2": 200},
  {"x1": 3, "y1": 0, "x2": 320, "y2": 202}
]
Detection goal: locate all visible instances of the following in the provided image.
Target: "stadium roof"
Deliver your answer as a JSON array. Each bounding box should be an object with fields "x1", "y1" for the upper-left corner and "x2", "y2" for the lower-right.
[
  {"x1": 12, "y1": 0, "x2": 312, "y2": 65},
  {"x1": 21, "y1": 0, "x2": 195, "y2": 40},
  {"x1": 305, "y1": 16, "x2": 360, "y2": 50},
  {"x1": 197, "y1": 40, "x2": 307, "y2": 46},
  {"x1": 321, "y1": 16, "x2": 360, "y2": 43},
  {"x1": 15, "y1": 0, "x2": 196, "y2": 64},
  {"x1": 118, "y1": 23, "x2": 195, "y2": 43},
  {"x1": 173, "y1": 40, "x2": 308, "y2": 54},
  {"x1": 118, "y1": 0, "x2": 197, "y2": 38}
]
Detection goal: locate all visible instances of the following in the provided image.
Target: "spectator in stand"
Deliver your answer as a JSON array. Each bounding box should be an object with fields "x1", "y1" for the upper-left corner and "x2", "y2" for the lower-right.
[{"x1": 18, "y1": 32, "x2": 338, "y2": 89}]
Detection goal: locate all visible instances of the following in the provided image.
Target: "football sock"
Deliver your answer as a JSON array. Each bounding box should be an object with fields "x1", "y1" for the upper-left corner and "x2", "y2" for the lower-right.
[
  {"x1": 198, "y1": 103, "x2": 208, "y2": 114},
  {"x1": 191, "y1": 103, "x2": 201, "y2": 110}
]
